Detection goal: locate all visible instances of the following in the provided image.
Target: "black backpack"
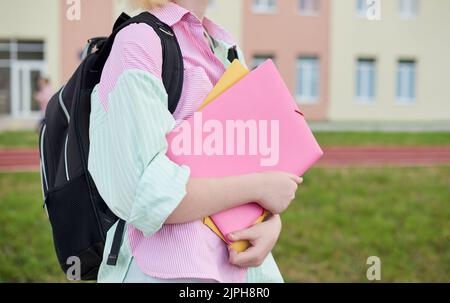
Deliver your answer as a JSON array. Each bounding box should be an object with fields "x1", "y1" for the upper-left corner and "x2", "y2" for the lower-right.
[
  {"x1": 38, "y1": 12, "x2": 184, "y2": 280},
  {"x1": 39, "y1": 12, "x2": 239, "y2": 280}
]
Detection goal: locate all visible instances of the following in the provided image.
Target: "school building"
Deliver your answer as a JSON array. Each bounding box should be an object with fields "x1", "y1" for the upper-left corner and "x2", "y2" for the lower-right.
[{"x1": 0, "y1": 0, "x2": 449, "y2": 129}]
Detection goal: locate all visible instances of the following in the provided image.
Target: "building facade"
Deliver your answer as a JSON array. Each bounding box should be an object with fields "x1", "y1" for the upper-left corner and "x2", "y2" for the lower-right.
[
  {"x1": 0, "y1": 0, "x2": 449, "y2": 127},
  {"x1": 0, "y1": 0, "x2": 60, "y2": 119},
  {"x1": 242, "y1": 0, "x2": 331, "y2": 120},
  {"x1": 0, "y1": 0, "x2": 114, "y2": 123},
  {"x1": 328, "y1": 0, "x2": 450, "y2": 122},
  {"x1": 0, "y1": 0, "x2": 236, "y2": 125}
]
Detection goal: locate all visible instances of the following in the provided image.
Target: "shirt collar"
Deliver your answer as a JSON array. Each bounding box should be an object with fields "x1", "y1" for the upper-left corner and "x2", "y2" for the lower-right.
[
  {"x1": 202, "y1": 17, "x2": 236, "y2": 47},
  {"x1": 150, "y1": 2, "x2": 236, "y2": 47},
  {"x1": 149, "y1": 2, "x2": 190, "y2": 27}
]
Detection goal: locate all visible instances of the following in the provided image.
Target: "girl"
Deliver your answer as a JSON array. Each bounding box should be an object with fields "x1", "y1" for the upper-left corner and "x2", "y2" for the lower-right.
[{"x1": 88, "y1": 0, "x2": 302, "y2": 283}]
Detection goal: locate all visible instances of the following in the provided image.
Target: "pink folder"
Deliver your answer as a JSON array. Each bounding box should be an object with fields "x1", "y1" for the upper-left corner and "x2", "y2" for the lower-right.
[{"x1": 166, "y1": 60, "x2": 323, "y2": 242}]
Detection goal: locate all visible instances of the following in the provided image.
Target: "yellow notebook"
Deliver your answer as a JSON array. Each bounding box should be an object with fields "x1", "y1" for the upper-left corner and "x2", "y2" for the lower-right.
[
  {"x1": 204, "y1": 211, "x2": 269, "y2": 252},
  {"x1": 198, "y1": 60, "x2": 269, "y2": 252},
  {"x1": 198, "y1": 59, "x2": 249, "y2": 110}
]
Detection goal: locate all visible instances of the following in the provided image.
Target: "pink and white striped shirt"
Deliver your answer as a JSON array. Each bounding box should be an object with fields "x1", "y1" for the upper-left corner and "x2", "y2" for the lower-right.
[{"x1": 93, "y1": 2, "x2": 251, "y2": 282}]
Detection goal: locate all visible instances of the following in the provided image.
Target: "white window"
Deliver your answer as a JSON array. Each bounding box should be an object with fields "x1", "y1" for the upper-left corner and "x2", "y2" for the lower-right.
[
  {"x1": 251, "y1": 55, "x2": 274, "y2": 70},
  {"x1": 399, "y1": 0, "x2": 418, "y2": 18},
  {"x1": 356, "y1": 0, "x2": 382, "y2": 20},
  {"x1": 356, "y1": 0, "x2": 369, "y2": 16},
  {"x1": 298, "y1": 0, "x2": 320, "y2": 15},
  {"x1": 252, "y1": 0, "x2": 277, "y2": 13},
  {"x1": 396, "y1": 60, "x2": 416, "y2": 103},
  {"x1": 296, "y1": 57, "x2": 319, "y2": 103},
  {"x1": 356, "y1": 58, "x2": 376, "y2": 102},
  {"x1": 0, "y1": 40, "x2": 46, "y2": 117},
  {"x1": 0, "y1": 41, "x2": 11, "y2": 115}
]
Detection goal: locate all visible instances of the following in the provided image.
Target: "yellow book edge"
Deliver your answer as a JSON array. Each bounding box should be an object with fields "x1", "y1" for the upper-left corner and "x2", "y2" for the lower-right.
[
  {"x1": 197, "y1": 59, "x2": 269, "y2": 252},
  {"x1": 203, "y1": 211, "x2": 269, "y2": 252},
  {"x1": 198, "y1": 59, "x2": 249, "y2": 110}
]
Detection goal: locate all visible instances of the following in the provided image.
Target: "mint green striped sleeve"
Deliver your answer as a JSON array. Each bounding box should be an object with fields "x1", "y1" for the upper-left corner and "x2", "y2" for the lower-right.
[
  {"x1": 236, "y1": 46, "x2": 248, "y2": 69},
  {"x1": 88, "y1": 69, "x2": 190, "y2": 237}
]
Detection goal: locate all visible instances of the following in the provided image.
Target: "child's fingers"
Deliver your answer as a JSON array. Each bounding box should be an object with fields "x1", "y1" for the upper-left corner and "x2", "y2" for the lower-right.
[
  {"x1": 289, "y1": 174, "x2": 303, "y2": 184},
  {"x1": 228, "y1": 246, "x2": 259, "y2": 267},
  {"x1": 228, "y1": 224, "x2": 260, "y2": 242}
]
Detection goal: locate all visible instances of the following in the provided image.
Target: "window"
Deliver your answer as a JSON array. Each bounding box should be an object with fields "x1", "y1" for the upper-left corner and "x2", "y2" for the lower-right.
[
  {"x1": 356, "y1": 58, "x2": 376, "y2": 102},
  {"x1": 356, "y1": 0, "x2": 381, "y2": 20},
  {"x1": 296, "y1": 56, "x2": 319, "y2": 102},
  {"x1": 251, "y1": 55, "x2": 274, "y2": 70},
  {"x1": 396, "y1": 60, "x2": 416, "y2": 103},
  {"x1": 356, "y1": 0, "x2": 369, "y2": 17},
  {"x1": 0, "y1": 67, "x2": 11, "y2": 114},
  {"x1": 16, "y1": 41, "x2": 45, "y2": 60},
  {"x1": 0, "y1": 41, "x2": 10, "y2": 60},
  {"x1": 399, "y1": 0, "x2": 418, "y2": 18},
  {"x1": 298, "y1": 0, "x2": 320, "y2": 16},
  {"x1": 0, "y1": 40, "x2": 44, "y2": 61},
  {"x1": 0, "y1": 40, "x2": 46, "y2": 117},
  {"x1": 252, "y1": 0, "x2": 277, "y2": 13}
]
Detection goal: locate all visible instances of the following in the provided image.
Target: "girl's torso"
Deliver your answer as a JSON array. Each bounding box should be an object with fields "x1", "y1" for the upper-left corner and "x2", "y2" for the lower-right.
[{"x1": 90, "y1": 2, "x2": 283, "y2": 283}]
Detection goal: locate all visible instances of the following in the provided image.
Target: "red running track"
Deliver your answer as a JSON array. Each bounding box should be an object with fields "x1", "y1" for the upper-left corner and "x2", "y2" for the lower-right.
[
  {"x1": 318, "y1": 146, "x2": 450, "y2": 167},
  {"x1": 0, "y1": 147, "x2": 450, "y2": 172}
]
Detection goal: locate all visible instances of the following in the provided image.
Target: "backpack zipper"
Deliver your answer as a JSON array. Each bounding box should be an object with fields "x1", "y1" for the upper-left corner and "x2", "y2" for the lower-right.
[
  {"x1": 59, "y1": 85, "x2": 71, "y2": 181},
  {"x1": 64, "y1": 135, "x2": 70, "y2": 181},
  {"x1": 59, "y1": 85, "x2": 70, "y2": 120},
  {"x1": 159, "y1": 27, "x2": 174, "y2": 37},
  {"x1": 39, "y1": 123, "x2": 50, "y2": 216},
  {"x1": 40, "y1": 124, "x2": 49, "y2": 193},
  {"x1": 158, "y1": 25, "x2": 183, "y2": 114}
]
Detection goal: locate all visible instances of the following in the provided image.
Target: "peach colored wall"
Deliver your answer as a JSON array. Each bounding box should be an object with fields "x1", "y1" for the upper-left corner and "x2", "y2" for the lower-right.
[
  {"x1": 242, "y1": 0, "x2": 330, "y2": 121},
  {"x1": 60, "y1": 0, "x2": 114, "y2": 83}
]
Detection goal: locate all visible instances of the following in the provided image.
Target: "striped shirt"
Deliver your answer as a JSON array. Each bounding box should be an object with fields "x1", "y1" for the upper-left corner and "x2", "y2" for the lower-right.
[{"x1": 88, "y1": 2, "x2": 283, "y2": 283}]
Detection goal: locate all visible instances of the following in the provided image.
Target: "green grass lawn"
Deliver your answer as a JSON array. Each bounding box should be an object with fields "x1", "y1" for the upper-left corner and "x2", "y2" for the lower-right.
[
  {"x1": 0, "y1": 131, "x2": 39, "y2": 149},
  {"x1": 0, "y1": 130, "x2": 450, "y2": 149},
  {"x1": 0, "y1": 172, "x2": 66, "y2": 282},
  {"x1": 1, "y1": 167, "x2": 449, "y2": 282},
  {"x1": 314, "y1": 131, "x2": 450, "y2": 147},
  {"x1": 277, "y1": 166, "x2": 450, "y2": 282}
]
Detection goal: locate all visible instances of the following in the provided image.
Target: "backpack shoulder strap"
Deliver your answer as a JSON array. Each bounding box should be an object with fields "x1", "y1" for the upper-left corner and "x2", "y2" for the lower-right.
[
  {"x1": 227, "y1": 45, "x2": 239, "y2": 63},
  {"x1": 94, "y1": 12, "x2": 184, "y2": 115},
  {"x1": 101, "y1": 13, "x2": 184, "y2": 267}
]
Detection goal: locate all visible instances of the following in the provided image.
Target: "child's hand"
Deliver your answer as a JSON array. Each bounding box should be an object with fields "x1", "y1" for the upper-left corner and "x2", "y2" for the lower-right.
[
  {"x1": 255, "y1": 172, "x2": 302, "y2": 214},
  {"x1": 228, "y1": 214, "x2": 282, "y2": 268}
]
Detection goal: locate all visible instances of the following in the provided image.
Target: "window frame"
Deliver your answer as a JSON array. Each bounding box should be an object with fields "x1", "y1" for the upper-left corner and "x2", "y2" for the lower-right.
[
  {"x1": 251, "y1": 0, "x2": 278, "y2": 14},
  {"x1": 355, "y1": 0, "x2": 368, "y2": 18},
  {"x1": 297, "y1": 0, "x2": 320, "y2": 16},
  {"x1": 399, "y1": 0, "x2": 419, "y2": 19},
  {"x1": 251, "y1": 54, "x2": 275, "y2": 70},
  {"x1": 0, "y1": 64, "x2": 12, "y2": 115},
  {"x1": 296, "y1": 56, "x2": 320, "y2": 104},
  {"x1": 355, "y1": 58, "x2": 377, "y2": 103},
  {"x1": 0, "y1": 39, "x2": 46, "y2": 117},
  {"x1": 396, "y1": 59, "x2": 417, "y2": 104}
]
